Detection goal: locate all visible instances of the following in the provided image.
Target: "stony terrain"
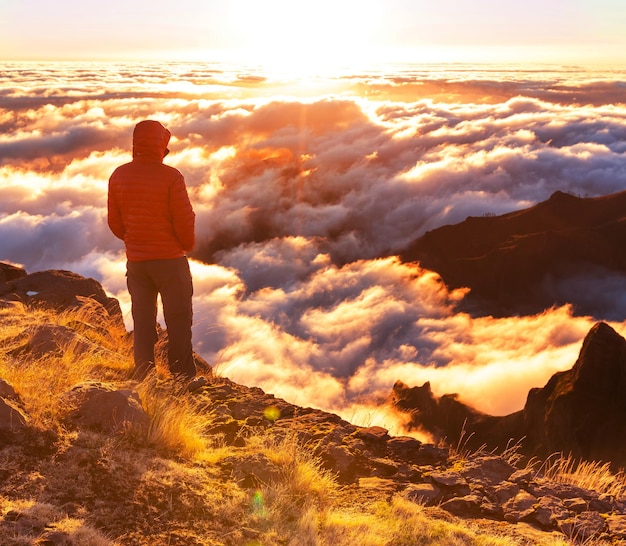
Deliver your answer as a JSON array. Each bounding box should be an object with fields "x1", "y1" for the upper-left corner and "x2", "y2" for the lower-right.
[{"x1": 1, "y1": 263, "x2": 626, "y2": 544}]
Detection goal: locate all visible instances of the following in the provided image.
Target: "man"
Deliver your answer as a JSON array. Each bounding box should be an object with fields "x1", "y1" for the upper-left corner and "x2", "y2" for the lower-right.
[{"x1": 108, "y1": 120, "x2": 198, "y2": 383}]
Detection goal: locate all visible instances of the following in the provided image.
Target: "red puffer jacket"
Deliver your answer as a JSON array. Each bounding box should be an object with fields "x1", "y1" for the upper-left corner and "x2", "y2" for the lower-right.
[{"x1": 108, "y1": 121, "x2": 195, "y2": 262}]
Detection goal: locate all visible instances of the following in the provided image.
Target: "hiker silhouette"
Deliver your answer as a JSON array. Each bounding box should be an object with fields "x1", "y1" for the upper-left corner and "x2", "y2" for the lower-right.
[{"x1": 108, "y1": 120, "x2": 197, "y2": 382}]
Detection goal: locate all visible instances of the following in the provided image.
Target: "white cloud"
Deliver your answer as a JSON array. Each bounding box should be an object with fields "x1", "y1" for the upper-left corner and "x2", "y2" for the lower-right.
[{"x1": 3, "y1": 62, "x2": 626, "y2": 428}]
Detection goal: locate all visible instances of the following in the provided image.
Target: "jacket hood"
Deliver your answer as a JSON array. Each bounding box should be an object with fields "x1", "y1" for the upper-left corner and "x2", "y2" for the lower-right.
[{"x1": 132, "y1": 120, "x2": 171, "y2": 161}]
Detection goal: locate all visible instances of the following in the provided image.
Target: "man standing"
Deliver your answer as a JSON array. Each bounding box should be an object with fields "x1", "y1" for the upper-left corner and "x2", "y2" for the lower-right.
[{"x1": 108, "y1": 120, "x2": 197, "y2": 383}]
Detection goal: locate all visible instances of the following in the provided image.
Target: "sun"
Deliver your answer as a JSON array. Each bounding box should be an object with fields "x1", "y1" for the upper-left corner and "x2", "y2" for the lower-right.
[{"x1": 226, "y1": 0, "x2": 382, "y2": 75}]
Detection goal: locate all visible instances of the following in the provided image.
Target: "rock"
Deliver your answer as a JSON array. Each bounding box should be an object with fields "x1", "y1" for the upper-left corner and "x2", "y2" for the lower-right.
[
  {"x1": 532, "y1": 495, "x2": 571, "y2": 529},
  {"x1": 370, "y1": 457, "x2": 401, "y2": 477},
  {"x1": 0, "y1": 397, "x2": 28, "y2": 431},
  {"x1": 563, "y1": 497, "x2": 588, "y2": 513},
  {"x1": 0, "y1": 262, "x2": 26, "y2": 283},
  {"x1": 0, "y1": 379, "x2": 33, "y2": 438},
  {"x1": 387, "y1": 436, "x2": 422, "y2": 462},
  {"x1": 502, "y1": 491, "x2": 537, "y2": 523},
  {"x1": 440, "y1": 494, "x2": 483, "y2": 517},
  {"x1": 62, "y1": 381, "x2": 149, "y2": 433},
  {"x1": 527, "y1": 480, "x2": 594, "y2": 502},
  {"x1": 225, "y1": 453, "x2": 282, "y2": 488},
  {"x1": 0, "y1": 379, "x2": 18, "y2": 399},
  {"x1": 489, "y1": 481, "x2": 520, "y2": 505},
  {"x1": 429, "y1": 470, "x2": 470, "y2": 492},
  {"x1": 203, "y1": 415, "x2": 245, "y2": 446},
  {"x1": 353, "y1": 426, "x2": 390, "y2": 452},
  {"x1": 459, "y1": 456, "x2": 516, "y2": 487},
  {"x1": 0, "y1": 269, "x2": 123, "y2": 329},
  {"x1": 480, "y1": 498, "x2": 504, "y2": 519},
  {"x1": 9, "y1": 324, "x2": 96, "y2": 358},
  {"x1": 509, "y1": 468, "x2": 534, "y2": 485},
  {"x1": 404, "y1": 483, "x2": 442, "y2": 505},
  {"x1": 415, "y1": 444, "x2": 449, "y2": 465},
  {"x1": 559, "y1": 511, "x2": 606, "y2": 541},
  {"x1": 319, "y1": 444, "x2": 357, "y2": 479}
]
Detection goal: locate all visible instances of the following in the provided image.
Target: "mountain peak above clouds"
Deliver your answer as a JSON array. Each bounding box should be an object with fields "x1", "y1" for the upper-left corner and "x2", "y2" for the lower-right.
[
  {"x1": 401, "y1": 190, "x2": 626, "y2": 319},
  {"x1": 523, "y1": 321, "x2": 626, "y2": 463},
  {"x1": 390, "y1": 321, "x2": 626, "y2": 469}
]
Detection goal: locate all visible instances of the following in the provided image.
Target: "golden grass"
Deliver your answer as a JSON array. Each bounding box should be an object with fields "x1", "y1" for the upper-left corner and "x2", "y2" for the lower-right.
[
  {"x1": 0, "y1": 497, "x2": 114, "y2": 546},
  {"x1": 0, "y1": 303, "x2": 619, "y2": 545},
  {"x1": 135, "y1": 375, "x2": 215, "y2": 459},
  {"x1": 0, "y1": 305, "x2": 131, "y2": 430},
  {"x1": 452, "y1": 425, "x2": 626, "y2": 502},
  {"x1": 538, "y1": 453, "x2": 626, "y2": 498}
]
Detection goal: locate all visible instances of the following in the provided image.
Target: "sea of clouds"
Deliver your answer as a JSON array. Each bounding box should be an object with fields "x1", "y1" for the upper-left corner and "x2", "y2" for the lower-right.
[{"x1": 2, "y1": 61, "x2": 626, "y2": 433}]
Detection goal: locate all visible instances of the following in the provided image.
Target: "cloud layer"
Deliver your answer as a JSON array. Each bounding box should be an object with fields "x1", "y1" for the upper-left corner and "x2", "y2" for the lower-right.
[{"x1": 2, "y1": 62, "x2": 626, "y2": 430}]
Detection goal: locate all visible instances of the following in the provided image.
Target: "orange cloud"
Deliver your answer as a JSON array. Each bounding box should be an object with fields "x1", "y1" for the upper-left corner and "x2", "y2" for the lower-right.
[{"x1": 3, "y1": 62, "x2": 626, "y2": 427}]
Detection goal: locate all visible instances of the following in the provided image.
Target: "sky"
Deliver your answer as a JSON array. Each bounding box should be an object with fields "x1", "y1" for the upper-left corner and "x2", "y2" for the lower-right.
[
  {"x1": 2, "y1": 0, "x2": 626, "y2": 67},
  {"x1": 2, "y1": 2, "x2": 626, "y2": 436}
]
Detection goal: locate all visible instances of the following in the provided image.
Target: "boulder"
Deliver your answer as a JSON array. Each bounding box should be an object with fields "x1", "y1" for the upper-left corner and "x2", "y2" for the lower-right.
[
  {"x1": 458, "y1": 456, "x2": 516, "y2": 487},
  {"x1": 0, "y1": 262, "x2": 26, "y2": 283},
  {"x1": 532, "y1": 495, "x2": 571, "y2": 529},
  {"x1": 0, "y1": 269, "x2": 123, "y2": 329},
  {"x1": 0, "y1": 378, "x2": 28, "y2": 432},
  {"x1": 62, "y1": 381, "x2": 149, "y2": 433},
  {"x1": 502, "y1": 490, "x2": 538, "y2": 523},
  {"x1": 8, "y1": 324, "x2": 96, "y2": 358},
  {"x1": 386, "y1": 436, "x2": 422, "y2": 462},
  {"x1": 404, "y1": 483, "x2": 442, "y2": 505},
  {"x1": 440, "y1": 494, "x2": 483, "y2": 517},
  {"x1": 224, "y1": 453, "x2": 282, "y2": 488}
]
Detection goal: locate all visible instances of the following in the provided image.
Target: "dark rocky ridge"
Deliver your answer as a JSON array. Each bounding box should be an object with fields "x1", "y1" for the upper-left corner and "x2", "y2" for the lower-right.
[
  {"x1": 401, "y1": 190, "x2": 626, "y2": 318},
  {"x1": 389, "y1": 322, "x2": 626, "y2": 469}
]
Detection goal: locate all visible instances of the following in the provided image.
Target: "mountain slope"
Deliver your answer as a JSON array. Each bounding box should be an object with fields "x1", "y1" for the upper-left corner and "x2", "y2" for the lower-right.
[{"x1": 401, "y1": 190, "x2": 626, "y2": 318}]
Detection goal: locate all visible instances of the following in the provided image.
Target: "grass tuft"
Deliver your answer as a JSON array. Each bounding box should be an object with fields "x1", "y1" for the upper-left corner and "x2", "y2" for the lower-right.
[{"x1": 538, "y1": 453, "x2": 626, "y2": 498}]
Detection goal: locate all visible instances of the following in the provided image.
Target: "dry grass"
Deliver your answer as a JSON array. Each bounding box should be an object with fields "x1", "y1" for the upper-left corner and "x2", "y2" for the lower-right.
[
  {"x1": 0, "y1": 305, "x2": 130, "y2": 430},
  {"x1": 135, "y1": 375, "x2": 215, "y2": 459},
  {"x1": 538, "y1": 453, "x2": 626, "y2": 498},
  {"x1": 0, "y1": 302, "x2": 618, "y2": 545},
  {"x1": 450, "y1": 420, "x2": 626, "y2": 501}
]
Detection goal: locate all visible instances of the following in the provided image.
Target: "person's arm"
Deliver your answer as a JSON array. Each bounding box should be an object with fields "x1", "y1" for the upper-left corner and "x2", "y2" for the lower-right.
[
  {"x1": 107, "y1": 176, "x2": 126, "y2": 241},
  {"x1": 170, "y1": 174, "x2": 195, "y2": 252}
]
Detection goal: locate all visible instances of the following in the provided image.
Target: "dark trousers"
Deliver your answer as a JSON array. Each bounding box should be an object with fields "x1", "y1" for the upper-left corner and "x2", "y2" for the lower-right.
[{"x1": 127, "y1": 257, "x2": 196, "y2": 379}]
